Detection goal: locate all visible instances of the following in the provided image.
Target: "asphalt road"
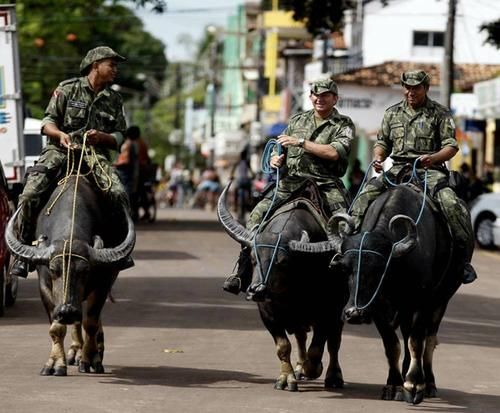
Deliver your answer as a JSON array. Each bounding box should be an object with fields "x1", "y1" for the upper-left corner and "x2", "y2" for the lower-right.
[{"x1": 0, "y1": 207, "x2": 499, "y2": 413}]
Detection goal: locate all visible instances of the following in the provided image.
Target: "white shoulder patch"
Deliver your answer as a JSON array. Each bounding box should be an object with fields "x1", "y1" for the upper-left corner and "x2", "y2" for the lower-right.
[
  {"x1": 449, "y1": 118, "x2": 455, "y2": 129},
  {"x1": 344, "y1": 127, "x2": 353, "y2": 138}
]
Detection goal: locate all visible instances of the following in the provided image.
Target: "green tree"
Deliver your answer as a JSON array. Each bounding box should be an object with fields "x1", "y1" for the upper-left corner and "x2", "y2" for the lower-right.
[{"x1": 16, "y1": 0, "x2": 167, "y2": 117}]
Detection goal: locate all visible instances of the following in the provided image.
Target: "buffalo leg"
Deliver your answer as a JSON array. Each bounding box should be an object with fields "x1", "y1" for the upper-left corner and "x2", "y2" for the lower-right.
[
  {"x1": 294, "y1": 329, "x2": 307, "y2": 380},
  {"x1": 324, "y1": 320, "x2": 344, "y2": 389},
  {"x1": 303, "y1": 326, "x2": 325, "y2": 381},
  {"x1": 423, "y1": 303, "x2": 448, "y2": 397},
  {"x1": 67, "y1": 322, "x2": 83, "y2": 366},
  {"x1": 423, "y1": 335, "x2": 438, "y2": 397},
  {"x1": 40, "y1": 322, "x2": 67, "y2": 376},
  {"x1": 79, "y1": 292, "x2": 106, "y2": 374},
  {"x1": 374, "y1": 317, "x2": 404, "y2": 401},
  {"x1": 273, "y1": 334, "x2": 297, "y2": 391},
  {"x1": 404, "y1": 333, "x2": 426, "y2": 405}
]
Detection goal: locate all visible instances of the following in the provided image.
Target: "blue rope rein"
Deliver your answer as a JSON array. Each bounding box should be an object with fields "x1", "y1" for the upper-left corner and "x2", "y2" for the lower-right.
[
  {"x1": 347, "y1": 158, "x2": 429, "y2": 310},
  {"x1": 252, "y1": 139, "x2": 285, "y2": 289}
]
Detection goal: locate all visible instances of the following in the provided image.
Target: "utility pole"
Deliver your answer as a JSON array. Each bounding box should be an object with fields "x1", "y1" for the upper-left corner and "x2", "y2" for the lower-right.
[
  {"x1": 442, "y1": 0, "x2": 456, "y2": 108},
  {"x1": 174, "y1": 64, "x2": 182, "y2": 160},
  {"x1": 209, "y1": 39, "x2": 218, "y2": 167},
  {"x1": 321, "y1": 30, "x2": 330, "y2": 74}
]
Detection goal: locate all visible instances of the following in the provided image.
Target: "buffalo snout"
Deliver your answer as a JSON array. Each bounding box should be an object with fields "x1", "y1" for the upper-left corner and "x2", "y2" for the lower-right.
[
  {"x1": 343, "y1": 306, "x2": 372, "y2": 325},
  {"x1": 246, "y1": 283, "x2": 267, "y2": 302},
  {"x1": 53, "y1": 303, "x2": 82, "y2": 324}
]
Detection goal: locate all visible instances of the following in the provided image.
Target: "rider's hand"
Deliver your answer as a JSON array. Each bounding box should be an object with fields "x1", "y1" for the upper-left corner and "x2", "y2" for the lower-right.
[
  {"x1": 85, "y1": 129, "x2": 100, "y2": 145},
  {"x1": 418, "y1": 154, "x2": 434, "y2": 169},
  {"x1": 277, "y1": 134, "x2": 301, "y2": 147},
  {"x1": 58, "y1": 131, "x2": 72, "y2": 149},
  {"x1": 270, "y1": 154, "x2": 285, "y2": 169},
  {"x1": 373, "y1": 158, "x2": 384, "y2": 173}
]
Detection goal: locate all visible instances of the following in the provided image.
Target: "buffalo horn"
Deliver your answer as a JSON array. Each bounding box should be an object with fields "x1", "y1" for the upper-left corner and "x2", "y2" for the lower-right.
[
  {"x1": 327, "y1": 212, "x2": 355, "y2": 236},
  {"x1": 217, "y1": 180, "x2": 253, "y2": 247},
  {"x1": 389, "y1": 214, "x2": 417, "y2": 257},
  {"x1": 289, "y1": 212, "x2": 353, "y2": 254},
  {"x1": 88, "y1": 206, "x2": 136, "y2": 265},
  {"x1": 4, "y1": 207, "x2": 54, "y2": 264}
]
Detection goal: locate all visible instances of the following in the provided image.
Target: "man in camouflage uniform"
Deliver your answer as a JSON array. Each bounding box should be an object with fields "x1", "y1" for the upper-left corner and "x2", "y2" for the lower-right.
[
  {"x1": 223, "y1": 78, "x2": 356, "y2": 294},
  {"x1": 349, "y1": 70, "x2": 476, "y2": 284},
  {"x1": 10, "y1": 46, "x2": 131, "y2": 278}
]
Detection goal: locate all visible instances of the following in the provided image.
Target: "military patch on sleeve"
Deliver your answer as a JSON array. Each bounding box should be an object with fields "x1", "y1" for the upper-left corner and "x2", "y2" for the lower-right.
[
  {"x1": 68, "y1": 100, "x2": 87, "y2": 109},
  {"x1": 448, "y1": 117, "x2": 455, "y2": 128},
  {"x1": 344, "y1": 127, "x2": 353, "y2": 138}
]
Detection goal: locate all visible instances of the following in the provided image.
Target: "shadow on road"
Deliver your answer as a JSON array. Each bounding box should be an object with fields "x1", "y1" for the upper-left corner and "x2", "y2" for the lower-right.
[
  {"x1": 3, "y1": 277, "x2": 500, "y2": 349},
  {"x1": 317, "y1": 382, "x2": 500, "y2": 412},
  {"x1": 104, "y1": 365, "x2": 273, "y2": 388}
]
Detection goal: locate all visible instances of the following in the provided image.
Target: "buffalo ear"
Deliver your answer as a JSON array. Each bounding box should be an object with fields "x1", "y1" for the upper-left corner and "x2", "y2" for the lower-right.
[
  {"x1": 389, "y1": 214, "x2": 417, "y2": 257},
  {"x1": 329, "y1": 253, "x2": 347, "y2": 273}
]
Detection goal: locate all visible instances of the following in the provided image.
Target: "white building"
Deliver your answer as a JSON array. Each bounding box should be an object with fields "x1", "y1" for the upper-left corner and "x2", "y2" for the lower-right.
[
  {"x1": 300, "y1": 0, "x2": 500, "y2": 172},
  {"x1": 355, "y1": 0, "x2": 500, "y2": 67}
]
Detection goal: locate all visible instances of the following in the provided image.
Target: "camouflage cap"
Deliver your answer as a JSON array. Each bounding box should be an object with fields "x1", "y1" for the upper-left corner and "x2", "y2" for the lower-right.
[
  {"x1": 79, "y1": 46, "x2": 126, "y2": 75},
  {"x1": 310, "y1": 78, "x2": 338, "y2": 95},
  {"x1": 400, "y1": 70, "x2": 430, "y2": 87}
]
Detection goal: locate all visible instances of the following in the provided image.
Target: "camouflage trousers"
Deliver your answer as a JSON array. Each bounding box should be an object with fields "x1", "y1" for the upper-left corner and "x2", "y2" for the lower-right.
[
  {"x1": 246, "y1": 176, "x2": 348, "y2": 230},
  {"x1": 17, "y1": 147, "x2": 129, "y2": 240},
  {"x1": 349, "y1": 164, "x2": 473, "y2": 246}
]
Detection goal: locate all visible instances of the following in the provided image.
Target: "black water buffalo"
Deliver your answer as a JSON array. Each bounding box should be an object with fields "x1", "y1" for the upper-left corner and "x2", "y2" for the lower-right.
[
  {"x1": 5, "y1": 175, "x2": 135, "y2": 376},
  {"x1": 218, "y1": 180, "x2": 347, "y2": 391},
  {"x1": 291, "y1": 185, "x2": 467, "y2": 404}
]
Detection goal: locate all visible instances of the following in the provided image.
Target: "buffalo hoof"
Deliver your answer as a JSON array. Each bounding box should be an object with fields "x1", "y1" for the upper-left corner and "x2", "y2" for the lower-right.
[
  {"x1": 53, "y1": 366, "x2": 67, "y2": 376},
  {"x1": 40, "y1": 366, "x2": 54, "y2": 376},
  {"x1": 303, "y1": 360, "x2": 323, "y2": 380},
  {"x1": 67, "y1": 351, "x2": 81, "y2": 366},
  {"x1": 403, "y1": 387, "x2": 424, "y2": 405},
  {"x1": 294, "y1": 365, "x2": 304, "y2": 381},
  {"x1": 79, "y1": 361, "x2": 91, "y2": 373},
  {"x1": 425, "y1": 383, "x2": 437, "y2": 398},
  {"x1": 93, "y1": 362, "x2": 105, "y2": 374},
  {"x1": 381, "y1": 385, "x2": 404, "y2": 401},
  {"x1": 274, "y1": 374, "x2": 298, "y2": 391},
  {"x1": 324, "y1": 375, "x2": 344, "y2": 389}
]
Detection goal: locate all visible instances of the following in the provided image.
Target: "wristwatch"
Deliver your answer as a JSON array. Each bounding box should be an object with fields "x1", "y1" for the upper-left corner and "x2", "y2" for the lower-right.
[{"x1": 298, "y1": 138, "x2": 305, "y2": 147}]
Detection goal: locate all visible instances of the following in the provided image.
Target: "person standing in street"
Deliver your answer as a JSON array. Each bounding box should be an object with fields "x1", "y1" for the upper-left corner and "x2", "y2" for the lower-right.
[
  {"x1": 223, "y1": 78, "x2": 356, "y2": 294},
  {"x1": 10, "y1": 46, "x2": 132, "y2": 278}
]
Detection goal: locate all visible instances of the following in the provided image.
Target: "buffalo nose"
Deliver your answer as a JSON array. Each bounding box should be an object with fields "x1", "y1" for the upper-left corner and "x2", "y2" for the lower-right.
[
  {"x1": 246, "y1": 283, "x2": 267, "y2": 302},
  {"x1": 343, "y1": 307, "x2": 365, "y2": 324},
  {"x1": 53, "y1": 304, "x2": 82, "y2": 324}
]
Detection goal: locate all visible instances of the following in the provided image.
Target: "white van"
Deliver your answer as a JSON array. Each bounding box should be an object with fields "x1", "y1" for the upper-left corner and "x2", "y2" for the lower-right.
[{"x1": 23, "y1": 117, "x2": 46, "y2": 170}]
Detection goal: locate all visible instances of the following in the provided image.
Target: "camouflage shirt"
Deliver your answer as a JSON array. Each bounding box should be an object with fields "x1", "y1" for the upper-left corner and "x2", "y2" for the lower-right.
[
  {"x1": 41, "y1": 76, "x2": 126, "y2": 157},
  {"x1": 280, "y1": 108, "x2": 355, "y2": 181},
  {"x1": 375, "y1": 97, "x2": 458, "y2": 160}
]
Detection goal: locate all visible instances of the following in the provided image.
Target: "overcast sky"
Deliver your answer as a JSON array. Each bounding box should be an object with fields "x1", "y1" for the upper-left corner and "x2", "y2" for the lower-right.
[{"x1": 133, "y1": 0, "x2": 245, "y2": 61}]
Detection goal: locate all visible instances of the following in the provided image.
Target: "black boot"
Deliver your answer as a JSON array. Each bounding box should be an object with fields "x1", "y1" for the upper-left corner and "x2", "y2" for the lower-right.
[
  {"x1": 463, "y1": 263, "x2": 477, "y2": 284},
  {"x1": 10, "y1": 258, "x2": 28, "y2": 279},
  {"x1": 455, "y1": 244, "x2": 477, "y2": 284},
  {"x1": 223, "y1": 246, "x2": 252, "y2": 295}
]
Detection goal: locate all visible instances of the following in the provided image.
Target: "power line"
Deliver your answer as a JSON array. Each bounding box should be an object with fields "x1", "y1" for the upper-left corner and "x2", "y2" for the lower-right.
[{"x1": 20, "y1": 6, "x2": 234, "y2": 23}]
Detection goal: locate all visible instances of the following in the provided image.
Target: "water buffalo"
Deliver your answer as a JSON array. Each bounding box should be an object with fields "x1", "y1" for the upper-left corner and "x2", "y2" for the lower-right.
[
  {"x1": 291, "y1": 185, "x2": 467, "y2": 404},
  {"x1": 5, "y1": 175, "x2": 135, "y2": 376},
  {"x1": 218, "y1": 180, "x2": 348, "y2": 391}
]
